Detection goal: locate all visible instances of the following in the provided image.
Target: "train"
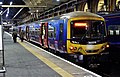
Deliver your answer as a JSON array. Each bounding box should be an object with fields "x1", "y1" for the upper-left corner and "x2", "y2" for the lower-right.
[
  {"x1": 101, "y1": 12, "x2": 120, "y2": 45},
  {"x1": 101, "y1": 12, "x2": 120, "y2": 62},
  {"x1": 17, "y1": 11, "x2": 110, "y2": 65}
]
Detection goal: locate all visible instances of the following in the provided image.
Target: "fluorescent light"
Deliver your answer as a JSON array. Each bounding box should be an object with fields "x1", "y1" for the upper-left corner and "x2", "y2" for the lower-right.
[
  {"x1": 0, "y1": 11, "x2": 2, "y2": 15},
  {"x1": 10, "y1": 2, "x2": 13, "y2": 5},
  {"x1": 56, "y1": 0, "x2": 60, "y2": 2},
  {"x1": 3, "y1": 22, "x2": 7, "y2": 25},
  {"x1": 0, "y1": 2, "x2": 2, "y2": 5},
  {"x1": 7, "y1": 8, "x2": 9, "y2": 13},
  {"x1": 6, "y1": 14, "x2": 8, "y2": 17},
  {"x1": 36, "y1": 10, "x2": 38, "y2": 12}
]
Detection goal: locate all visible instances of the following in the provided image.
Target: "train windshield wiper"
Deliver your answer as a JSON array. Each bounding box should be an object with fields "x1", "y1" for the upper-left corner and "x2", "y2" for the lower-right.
[{"x1": 79, "y1": 29, "x2": 89, "y2": 42}]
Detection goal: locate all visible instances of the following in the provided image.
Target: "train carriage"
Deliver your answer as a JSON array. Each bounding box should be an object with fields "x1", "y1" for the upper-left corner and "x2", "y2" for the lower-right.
[
  {"x1": 18, "y1": 11, "x2": 109, "y2": 64},
  {"x1": 101, "y1": 12, "x2": 120, "y2": 62},
  {"x1": 48, "y1": 19, "x2": 66, "y2": 53},
  {"x1": 102, "y1": 13, "x2": 120, "y2": 45}
]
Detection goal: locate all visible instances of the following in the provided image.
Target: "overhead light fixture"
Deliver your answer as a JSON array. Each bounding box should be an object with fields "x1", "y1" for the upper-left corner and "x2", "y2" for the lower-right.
[
  {"x1": 31, "y1": 13, "x2": 33, "y2": 15},
  {"x1": 6, "y1": 14, "x2": 8, "y2": 17},
  {"x1": 0, "y1": 2, "x2": 3, "y2": 5},
  {"x1": 6, "y1": 1, "x2": 13, "y2": 18},
  {"x1": 10, "y1": 2, "x2": 13, "y2": 5},
  {"x1": 36, "y1": 10, "x2": 38, "y2": 12},
  {"x1": 3, "y1": 22, "x2": 7, "y2": 25},
  {"x1": 0, "y1": 11, "x2": 2, "y2": 15},
  {"x1": 56, "y1": 0, "x2": 60, "y2": 2}
]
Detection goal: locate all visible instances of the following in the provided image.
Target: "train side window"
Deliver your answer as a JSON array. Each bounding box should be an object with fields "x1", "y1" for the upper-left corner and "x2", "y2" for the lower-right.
[
  {"x1": 59, "y1": 23, "x2": 63, "y2": 40},
  {"x1": 54, "y1": 27, "x2": 56, "y2": 38},
  {"x1": 116, "y1": 30, "x2": 119, "y2": 35},
  {"x1": 48, "y1": 25, "x2": 55, "y2": 38},
  {"x1": 109, "y1": 30, "x2": 114, "y2": 35}
]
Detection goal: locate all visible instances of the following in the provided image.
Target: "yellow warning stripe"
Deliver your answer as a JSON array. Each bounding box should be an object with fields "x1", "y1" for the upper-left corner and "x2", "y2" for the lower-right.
[{"x1": 18, "y1": 41, "x2": 73, "y2": 77}]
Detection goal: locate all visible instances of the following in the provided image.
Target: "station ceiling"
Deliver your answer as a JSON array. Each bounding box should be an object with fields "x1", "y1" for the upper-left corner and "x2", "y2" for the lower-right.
[{"x1": 1, "y1": 0, "x2": 70, "y2": 23}]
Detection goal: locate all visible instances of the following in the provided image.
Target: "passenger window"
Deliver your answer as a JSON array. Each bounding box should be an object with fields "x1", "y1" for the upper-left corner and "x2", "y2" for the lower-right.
[
  {"x1": 108, "y1": 25, "x2": 120, "y2": 35},
  {"x1": 59, "y1": 23, "x2": 63, "y2": 40},
  {"x1": 48, "y1": 25, "x2": 56, "y2": 38},
  {"x1": 116, "y1": 30, "x2": 120, "y2": 35},
  {"x1": 109, "y1": 30, "x2": 114, "y2": 35},
  {"x1": 54, "y1": 27, "x2": 56, "y2": 38}
]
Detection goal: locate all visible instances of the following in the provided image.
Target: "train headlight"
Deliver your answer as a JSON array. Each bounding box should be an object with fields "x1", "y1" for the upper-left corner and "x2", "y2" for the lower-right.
[
  {"x1": 69, "y1": 46, "x2": 74, "y2": 50},
  {"x1": 106, "y1": 44, "x2": 109, "y2": 48},
  {"x1": 101, "y1": 44, "x2": 109, "y2": 50},
  {"x1": 69, "y1": 46, "x2": 77, "y2": 50}
]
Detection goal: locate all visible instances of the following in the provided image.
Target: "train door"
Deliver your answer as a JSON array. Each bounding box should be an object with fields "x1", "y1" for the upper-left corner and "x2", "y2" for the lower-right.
[
  {"x1": 48, "y1": 22, "x2": 56, "y2": 50},
  {"x1": 39, "y1": 23, "x2": 42, "y2": 46},
  {"x1": 26, "y1": 26, "x2": 29, "y2": 41},
  {"x1": 58, "y1": 20, "x2": 64, "y2": 52},
  {"x1": 41, "y1": 23, "x2": 48, "y2": 48}
]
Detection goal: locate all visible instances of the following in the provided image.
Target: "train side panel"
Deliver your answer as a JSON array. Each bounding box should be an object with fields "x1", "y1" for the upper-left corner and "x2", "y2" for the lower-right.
[
  {"x1": 48, "y1": 19, "x2": 68, "y2": 53},
  {"x1": 28, "y1": 22, "x2": 40, "y2": 44},
  {"x1": 63, "y1": 19, "x2": 68, "y2": 53},
  {"x1": 56, "y1": 19, "x2": 67, "y2": 53},
  {"x1": 104, "y1": 14, "x2": 120, "y2": 45}
]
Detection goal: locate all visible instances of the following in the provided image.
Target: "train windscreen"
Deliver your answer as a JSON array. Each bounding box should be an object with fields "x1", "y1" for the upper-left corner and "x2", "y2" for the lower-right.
[{"x1": 70, "y1": 20, "x2": 106, "y2": 44}]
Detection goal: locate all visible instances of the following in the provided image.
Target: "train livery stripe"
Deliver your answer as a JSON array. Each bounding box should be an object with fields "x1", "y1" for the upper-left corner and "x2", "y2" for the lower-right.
[{"x1": 18, "y1": 40, "x2": 73, "y2": 77}]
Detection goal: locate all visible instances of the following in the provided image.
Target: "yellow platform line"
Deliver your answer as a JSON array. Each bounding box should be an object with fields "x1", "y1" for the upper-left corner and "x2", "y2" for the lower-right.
[{"x1": 18, "y1": 41, "x2": 73, "y2": 77}]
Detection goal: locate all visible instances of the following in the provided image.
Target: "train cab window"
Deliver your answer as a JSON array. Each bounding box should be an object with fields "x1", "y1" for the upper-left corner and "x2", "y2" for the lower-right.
[
  {"x1": 71, "y1": 21, "x2": 87, "y2": 38},
  {"x1": 71, "y1": 20, "x2": 106, "y2": 43},
  {"x1": 90, "y1": 21, "x2": 106, "y2": 36}
]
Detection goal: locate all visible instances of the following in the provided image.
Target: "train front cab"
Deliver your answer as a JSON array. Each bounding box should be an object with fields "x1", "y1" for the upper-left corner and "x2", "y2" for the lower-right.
[{"x1": 66, "y1": 16, "x2": 110, "y2": 64}]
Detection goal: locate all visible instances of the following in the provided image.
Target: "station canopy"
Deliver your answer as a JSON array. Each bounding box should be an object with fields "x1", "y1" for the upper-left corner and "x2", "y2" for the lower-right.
[{"x1": 0, "y1": 0, "x2": 70, "y2": 23}]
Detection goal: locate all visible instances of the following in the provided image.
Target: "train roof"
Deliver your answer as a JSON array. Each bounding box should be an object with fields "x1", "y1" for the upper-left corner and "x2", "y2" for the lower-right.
[
  {"x1": 61, "y1": 11, "x2": 103, "y2": 18},
  {"x1": 39, "y1": 11, "x2": 103, "y2": 22},
  {"x1": 102, "y1": 12, "x2": 120, "y2": 17}
]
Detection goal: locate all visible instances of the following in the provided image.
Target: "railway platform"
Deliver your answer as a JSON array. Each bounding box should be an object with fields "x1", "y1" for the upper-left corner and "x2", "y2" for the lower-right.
[{"x1": 3, "y1": 32, "x2": 101, "y2": 77}]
